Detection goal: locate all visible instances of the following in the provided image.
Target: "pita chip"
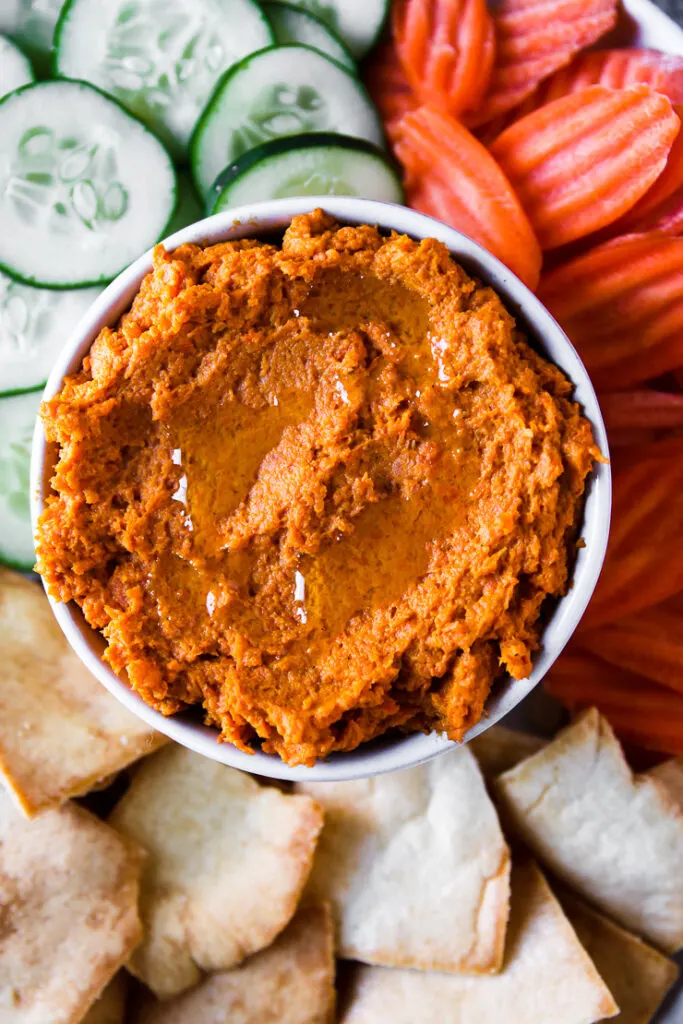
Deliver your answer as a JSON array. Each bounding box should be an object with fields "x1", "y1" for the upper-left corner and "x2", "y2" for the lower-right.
[
  {"x1": 109, "y1": 744, "x2": 323, "y2": 999},
  {"x1": 0, "y1": 568, "x2": 167, "y2": 817},
  {"x1": 296, "y1": 746, "x2": 510, "y2": 973},
  {"x1": 560, "y1": 892, "x2": 678, "y2": 1024},
  {"x1": 647, "y1": 757, "x2": 683, "y2": 810},
  {"x1": 340, "y1": 859, "x2": 618, "y2": 1024},
  {"x1": 0, "y1": 788, "x2": 143, "y2": 1024},
  {"x1": 469, "y1": 726, "x2": 544, "y2": 777},
  {"x1": 82, "y1": 975, "x2": 128, "y2": 1024},
  {"x1": 133, "y1": 904, "x2": 335, "y2": 1024},
  {"x1": 496, "y1": 708, "x2": 683, "y2": 952}
]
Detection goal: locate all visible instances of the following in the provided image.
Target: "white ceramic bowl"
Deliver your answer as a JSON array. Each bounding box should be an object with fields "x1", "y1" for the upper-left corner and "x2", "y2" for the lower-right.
[{"x1": 31, "y1": 196, "x2": 611, "y2": 782}]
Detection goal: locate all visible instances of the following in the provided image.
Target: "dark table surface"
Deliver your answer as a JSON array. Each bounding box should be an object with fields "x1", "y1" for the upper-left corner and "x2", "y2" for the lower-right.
[{"x1": 655, "y1": 0, "x2": 682, "y2": 18}]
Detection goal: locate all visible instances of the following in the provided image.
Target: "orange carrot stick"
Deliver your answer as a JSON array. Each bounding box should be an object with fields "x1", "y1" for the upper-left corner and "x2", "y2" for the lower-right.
[
  {"x1": 395, "y1": 105, "x2": 542, "y2": 289},
  {"x1": 489, "y1": 85, "x2": 680, "y2": 250},
  {"x1": 393, "y1": 0, "x2": 495, "y2": 118},
  {"x1": 537, "y1": 233, "x2": 683, "y2": 389},
  {"x1": 466, "y1": 0, "x2": 618, "y2": 128}
]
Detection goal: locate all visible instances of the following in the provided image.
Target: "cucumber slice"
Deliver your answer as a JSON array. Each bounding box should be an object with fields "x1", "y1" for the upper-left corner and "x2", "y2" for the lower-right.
[
  {"x1": 0, "y1": 388, "x2": 41, "y2": 571},
  {"x1": 263, "y1": 3, "x2": 354, "y2": 72},
  {"x1": 267, "y1": 0, "x2": 388, "y2": 58},
  {"x1": 0, "y1": 80, "x2": 177, "y2": 288},
  {"x1": 0, "y1": 271, "x2": 100, "y2": 396},
  {"x1": 0, "y1": 0, "x2": 65, "y2": 71},
  {"x1": 211, "y1": 133, "x2": 403, "y2": 209},
  {"x1": 55, "y1": 0, "x2": 274, "y2": 156},
  {"x1": 0, "y1": 35, "x2": 34, "y2": 100},
  {"x1": 192, "y1": 44, "x2": 384, "y2": 198}
]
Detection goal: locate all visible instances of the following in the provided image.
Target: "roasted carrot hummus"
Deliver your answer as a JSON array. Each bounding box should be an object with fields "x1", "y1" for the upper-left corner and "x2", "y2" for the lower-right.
[{"x1": 36, "y1": 211, "x2": 599, "y2": 766}]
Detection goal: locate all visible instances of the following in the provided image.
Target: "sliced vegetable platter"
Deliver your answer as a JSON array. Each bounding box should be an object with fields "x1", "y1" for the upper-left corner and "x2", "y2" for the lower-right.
[
  {"x1": 0, "y1": 0, "x2": 401, "y2": 571},
  {"x1": 2, "y1": 0, "x2": 683, "y2": 802},
  {"x1": 1, "y1": 2, "x2": 682, "y2": 1019}
]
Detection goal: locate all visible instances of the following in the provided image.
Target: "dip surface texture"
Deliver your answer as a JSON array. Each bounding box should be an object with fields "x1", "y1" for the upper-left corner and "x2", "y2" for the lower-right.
[{"x1": 37, "y1": 212, "x2": 599, "y2": 766}]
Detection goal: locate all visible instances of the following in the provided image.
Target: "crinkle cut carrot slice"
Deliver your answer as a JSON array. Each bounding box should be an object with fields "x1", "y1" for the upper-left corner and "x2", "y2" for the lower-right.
[
  {"x1": 610, "y1": 105, "x2": 683, "y2": 237},
  {"x1": 607, "y1": 427, "x2": 659, "y2": 449},
  {"x1": 597, "y1": 336, "x2": 683, "y2": 393},
  {"x1": 405, "y1": 176, "x2": 453, "y2": 225},
  {"x1": 592, "y1": 714, "x2": 683, "y2": 758},
  {"x1": 580, "y1": 602, "x2": 683, "y2": 696},
  {"x1": 477, "y1": 47, "x2": 683, "y2": 149},
  {"x1": 606, "y1": 457, "x2": 683, "y2": 572},
  {"x1": 546, "y1": 653, "x2": 683, "y2": 757},
  {"x1": 393, "y1": 0, "x2": 495, "y2": 117},
  {"x1": 482, "y1": 48, "x2": 683, "y2": 137},
  {"x1": 609, "y1": 432, "x2": 683, "y2": 476},
  {"x1": 599, "y1": 390, "x2": 683, "y2": 431},
  {"x1": 466, "y1": 0, "x2": 618, "y2": 128},
  {"x1": 581, "y1": 457, "x2": 683, "y2": 629},
  {"x1": 395, "y1": 105, "x2": 542, "y2": 289},
  {"x1": 530, "y1": 47, "x2": 683, "y2": 107},
  {"x1": 578, "y1": 104, "x2": 683, "y2": 242},
  {"x1": 490, "y1": 85, "x2": 680, "y2": 250},
  {"x1": 629, "y1": 191, "x2": 683, "y2": 236},
  {"x1": 548, "y1": 650, "x2": 682, "y2": 712},
  {"x1": 363, "y1": 40, "x2": 417, "y2": 134},
  {"x1": 406, "y1": 170, "x2": 540, "y2": 289},
  {"x1": 538, "y1": 233, "x2": 683, "y2": 389}
]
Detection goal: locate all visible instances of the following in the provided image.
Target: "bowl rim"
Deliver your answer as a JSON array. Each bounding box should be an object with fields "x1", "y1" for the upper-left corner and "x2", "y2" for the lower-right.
[{"x1": 30, "y1": 195, "x2": 611, "y2": 782}]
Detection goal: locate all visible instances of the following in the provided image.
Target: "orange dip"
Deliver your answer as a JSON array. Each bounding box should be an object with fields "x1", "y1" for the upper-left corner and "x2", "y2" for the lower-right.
[{"x1": 36, "y1": 211, "x2": 599, "y2": 766}]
